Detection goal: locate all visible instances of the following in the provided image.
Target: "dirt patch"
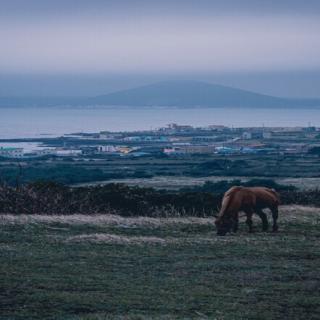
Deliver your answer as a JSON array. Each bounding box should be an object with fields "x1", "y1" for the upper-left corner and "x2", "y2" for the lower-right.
[
  {"x1": 0, "y1": 213, "x2": 214, "y2": 228},
  {"x1": 280, "y1": 205, "x2": 320, "y2": 223},
  {"x1": 65, "y1": 233, "x2": 170, "y2": 245},
  {"x1": 64, "y1": 232, "x2": 244, "y2": 245}
]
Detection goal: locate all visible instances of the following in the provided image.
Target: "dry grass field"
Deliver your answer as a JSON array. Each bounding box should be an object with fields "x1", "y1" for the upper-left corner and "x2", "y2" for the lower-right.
[
  {"x1": 1, "y1": 205, "x2": 320, "y2": 319},
  {"x1": 101, "y1": 176, "x2": 320, "y2": 190}
]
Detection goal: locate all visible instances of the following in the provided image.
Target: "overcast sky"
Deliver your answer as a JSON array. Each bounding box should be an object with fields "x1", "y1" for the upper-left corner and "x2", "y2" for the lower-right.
[{"x1": 1, "y1": 0, "x2": 320, "y2": 97}]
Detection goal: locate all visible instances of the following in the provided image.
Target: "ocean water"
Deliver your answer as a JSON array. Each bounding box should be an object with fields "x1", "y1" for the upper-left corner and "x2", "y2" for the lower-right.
[{"x1": 0, "y1": 106, "x2": 319, "y2": 139}]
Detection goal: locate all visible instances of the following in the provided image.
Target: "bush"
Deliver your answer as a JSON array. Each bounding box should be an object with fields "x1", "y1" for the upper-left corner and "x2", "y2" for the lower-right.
[
  {"x1": 0, "y1": 180, "x2": 317, "y2": 217},
  {"x1": 0, "y1": 182, "x2": 221, "y2": 217}
]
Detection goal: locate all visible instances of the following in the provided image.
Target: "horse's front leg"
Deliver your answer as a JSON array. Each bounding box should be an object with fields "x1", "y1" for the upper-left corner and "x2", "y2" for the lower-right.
[{"x1": 244, "y1": 209, "x2": 254, "y2": 233}]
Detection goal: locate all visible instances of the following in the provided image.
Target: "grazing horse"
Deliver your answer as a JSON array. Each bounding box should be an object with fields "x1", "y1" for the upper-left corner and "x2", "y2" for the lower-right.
[{"x1": 215, "y1": 186, "x2": 280, "y2": 236}]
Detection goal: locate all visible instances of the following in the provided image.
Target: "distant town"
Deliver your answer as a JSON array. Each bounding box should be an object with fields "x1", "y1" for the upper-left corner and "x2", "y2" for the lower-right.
[{"x1": 1, "y1": 123, "x2": 319, "y2": 159}]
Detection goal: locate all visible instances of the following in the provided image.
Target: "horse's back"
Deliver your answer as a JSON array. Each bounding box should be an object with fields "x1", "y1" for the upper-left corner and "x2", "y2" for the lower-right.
[
  {"x1": 220, "y1": 185, "x2": 280, "y2": 216},
  {"x1": 221, "y1": 186, "x2": 256, "y2": 213},
  {"x1": 247, "y1": 187, "x2": 280, "y2": 208}
]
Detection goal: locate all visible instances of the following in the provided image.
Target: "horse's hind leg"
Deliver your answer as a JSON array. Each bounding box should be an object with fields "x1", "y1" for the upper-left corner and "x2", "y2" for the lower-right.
[
  {"x1": 233, "y1": 213, "x2": 239, "y2": 233},
  {"x1": 271, "y1": 207, "x2": 279, "y2": 232},
  {"x1": 256, "y1": 209, "x2": 269, "y2": 231},
  {"x1": 244, "y1": 209, "x2": 254, "y2": 233}
]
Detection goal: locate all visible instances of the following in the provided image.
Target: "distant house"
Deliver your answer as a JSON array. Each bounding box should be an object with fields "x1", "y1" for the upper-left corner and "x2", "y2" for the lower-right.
[
  {"x1": 242, "y1": 131, "x2": 272, "y2": 140},
  {"x1": 97, "y1": 145, "x2": 137, "y2": 154},
  {"x1": 242, "y1": 132, "x2": 252, "y2": 140},
  {"x1": 169, "y1": 137, "x2": 191, "y2": 142},
  {"x1": 206, "y1": 125, "x2": 228, "y2": 132},
  {"x1": 164, "y1": 145, "x2": 215, "y2": 155},
  {"x1": 117, "y1": 146, "x2": 136, "y2": 154},
  {"x1": 123, "y1": 136, "x2": 143, "y2": 142},
  {"x1": 215, "y1": 146, "x2": 238, "y2": 154},
  {"x1": 163, "y1": 147, "x2": 184, "y2": 155},
  {"x1": 97, "y1": 145, "x2": 118, "y2": 153},
  {"x1": 168, "y1": 123, "x2": 193, "y2": 131},
  {"x1": 0, "y1": 147, "x2": 24, "y2": 158},
  {"x1": 55, "y1": 149, "x2": 82, "y2": 157},
  {"x1": 99, "y1": 132, "x2": 123, "y2": 140},
  {"x1": 158, "y1": 123, "x2": 194, "y2": 134},
  {"x1": 262, "y1": 131, "x2": 272, "y2": 139}
]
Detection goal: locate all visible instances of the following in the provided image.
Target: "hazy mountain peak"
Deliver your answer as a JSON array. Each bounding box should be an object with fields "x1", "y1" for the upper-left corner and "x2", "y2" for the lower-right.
[
  {"x1": 88, "y1": 80, "x2": 316, "y2": 108},
  {"x1": 1, "y1": 80, "x2": 319, "y2": 108}
]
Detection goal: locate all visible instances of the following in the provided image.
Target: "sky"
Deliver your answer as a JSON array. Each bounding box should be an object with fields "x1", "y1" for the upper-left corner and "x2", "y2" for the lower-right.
[{"x1": 0, "y1": 0, "x2": 320, "y2": 97}]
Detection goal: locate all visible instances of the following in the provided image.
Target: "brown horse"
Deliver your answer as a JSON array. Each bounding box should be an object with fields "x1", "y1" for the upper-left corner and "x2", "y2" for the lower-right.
[{"x1": 215, "y1": 186, "x2": 280, "y2": 236}]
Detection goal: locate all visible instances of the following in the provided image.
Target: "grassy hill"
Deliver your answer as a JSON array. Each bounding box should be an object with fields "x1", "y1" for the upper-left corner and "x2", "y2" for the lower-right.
[{"x1": 1, "y1": 205, "x2": 319, "y2": 319}]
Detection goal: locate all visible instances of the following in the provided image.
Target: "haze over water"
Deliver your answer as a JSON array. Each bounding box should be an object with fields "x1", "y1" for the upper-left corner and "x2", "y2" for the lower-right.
[
  {"x1": 1, "y1": 1, "x2": 319, "y2": 140},
  {"x1": 1, "y1": 106, "x2": 319, "y2": 139}
]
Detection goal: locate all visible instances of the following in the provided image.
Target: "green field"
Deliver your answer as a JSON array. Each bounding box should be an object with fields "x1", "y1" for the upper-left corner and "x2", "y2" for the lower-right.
[
  {"x1": 2, "y1": 153, "x2": 320, "y2": 187},
  {"x1": 1, "y1": 206, "x2": 320, "y2": 319}
]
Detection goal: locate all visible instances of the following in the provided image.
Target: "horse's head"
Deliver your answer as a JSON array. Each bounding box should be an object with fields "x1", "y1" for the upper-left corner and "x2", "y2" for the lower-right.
[{"x1": 215, "y1": 215, "x2": 234, "y2": 236}]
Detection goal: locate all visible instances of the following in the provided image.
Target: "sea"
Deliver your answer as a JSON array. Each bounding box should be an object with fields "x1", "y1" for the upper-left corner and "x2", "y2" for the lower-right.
[{"x1": 0, "y1": 106, "x2": 319, "y2": 139}]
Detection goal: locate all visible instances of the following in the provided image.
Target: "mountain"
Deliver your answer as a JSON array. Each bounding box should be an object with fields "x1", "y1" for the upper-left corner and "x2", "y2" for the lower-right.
[
  {"x1": 1, "y1": 80, "x2": 320, "y2": 108},
  {"x1": 86, "y1": 80, "x2": 320, "y2": 108}
]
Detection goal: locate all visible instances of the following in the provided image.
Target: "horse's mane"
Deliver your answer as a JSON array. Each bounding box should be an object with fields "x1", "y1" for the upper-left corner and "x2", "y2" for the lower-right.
[{"x1": 217, "y1": 186, "x2": 242, "y2": 219}]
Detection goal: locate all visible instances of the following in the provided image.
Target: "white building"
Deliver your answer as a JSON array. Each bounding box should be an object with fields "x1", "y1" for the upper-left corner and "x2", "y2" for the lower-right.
[
  {"x1": 242, "y1": 131, "x2": 272, "y2": 140},
  {"x1": 163, "y1": 147, "x2": 184, "y2": 155},
  {"x1": 97, "y1": 145, "x2": 118, "y2": 153},
  {"x1": 99, "y1": 132, "x2": 123, "y2": 140},
  {"x1": 242, "y1": 132, "x2": 252, "y2": 140},
  {"x1": 262, "y1": 131, "x2": 272, "y2": 139},
  {"x1": 55, "y1": 149, "x2": 82, "y2": 157}
]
